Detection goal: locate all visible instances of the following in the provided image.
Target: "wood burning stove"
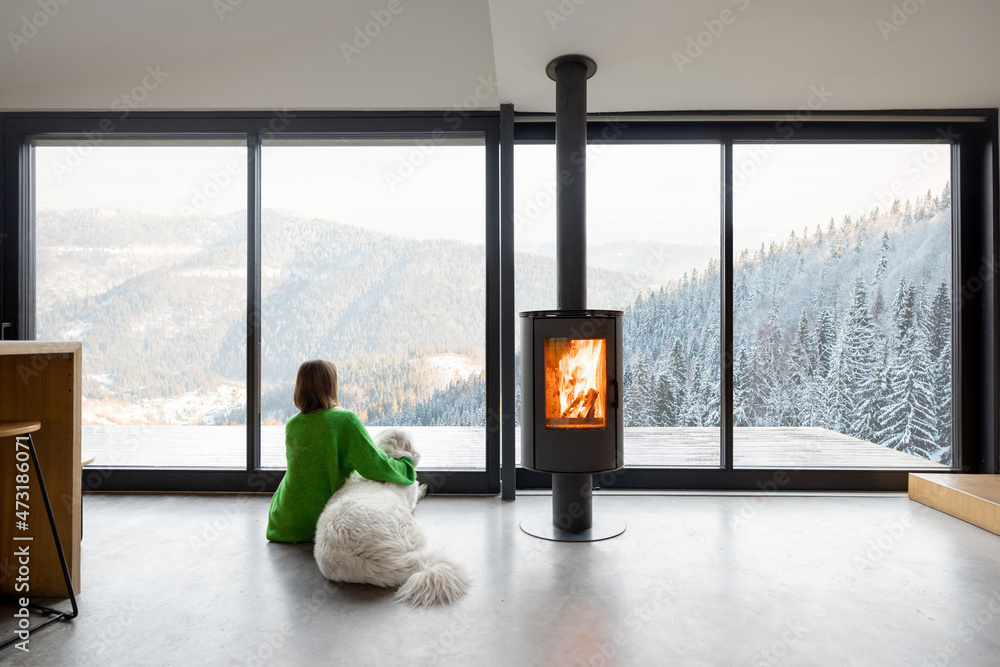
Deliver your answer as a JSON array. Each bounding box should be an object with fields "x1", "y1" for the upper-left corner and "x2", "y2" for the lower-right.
[
  {"x1": 519, "y1": 55, "x2": 626, "y2": 542},
  {"x1": 520, "y1": 310, "x2": 623, "y2": 473},
  {"x1": 519, "y1": 311, "x2": 626, "y2": 542}
]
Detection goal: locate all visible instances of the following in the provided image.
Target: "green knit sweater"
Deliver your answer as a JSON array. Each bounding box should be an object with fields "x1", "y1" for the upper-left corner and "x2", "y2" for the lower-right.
[{"x1": 266, "y1": 407, "x2": 416, "y2": 542}]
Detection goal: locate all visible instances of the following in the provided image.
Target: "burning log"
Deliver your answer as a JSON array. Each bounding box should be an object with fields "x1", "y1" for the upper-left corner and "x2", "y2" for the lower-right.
[{"x1": 562, "y1": 387, "x2": 598, "y2": 419}]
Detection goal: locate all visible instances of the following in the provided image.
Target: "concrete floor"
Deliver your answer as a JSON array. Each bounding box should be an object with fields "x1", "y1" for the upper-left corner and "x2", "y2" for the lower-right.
[{"x1": 2, "y1": 492, "x2": 1000, "y2": 666}]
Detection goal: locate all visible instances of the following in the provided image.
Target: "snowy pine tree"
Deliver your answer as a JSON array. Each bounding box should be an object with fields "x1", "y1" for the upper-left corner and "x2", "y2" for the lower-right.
[
  {"x1": 733, "y1": 338, "x2": 752, "y2": 427},
  {"x1": 874, "y1": 231, "x2": 890, "y2": 282},
  {"x1": 789, "y1": 308, "x2": 814, "y2": 386},
  {"x1": 927, "y1": 281, "x2": 950, "y2": 362},
  {"x1": 815, "y1": 309, "x2": 837, "y2": 379},
  {"x1": 878, "y1": 329, "x2": 937, "y2": 458},
  {"x1": 842, "y1": 278, "x2": 880, "y2": 441},
  {"x1": 665, "y1": 339, "x2": 687, "y2": 422},
  {"x1": 932, "y1": 351, "x2": 952, "y2": 464}
]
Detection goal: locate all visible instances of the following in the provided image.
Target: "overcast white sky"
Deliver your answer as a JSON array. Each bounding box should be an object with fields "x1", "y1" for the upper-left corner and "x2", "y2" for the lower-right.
[{"x1": 35, "y1": 141, "x2": 950, "y2": 253}]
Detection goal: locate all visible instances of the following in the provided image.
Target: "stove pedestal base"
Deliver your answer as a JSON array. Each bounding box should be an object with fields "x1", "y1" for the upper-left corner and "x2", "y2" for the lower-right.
[
  {"x1": 520, "y1": 472, "x2": 626, "y2": 541},
  {"x1": 520, "y1": 511, "x2": 626, "y2": 542}
]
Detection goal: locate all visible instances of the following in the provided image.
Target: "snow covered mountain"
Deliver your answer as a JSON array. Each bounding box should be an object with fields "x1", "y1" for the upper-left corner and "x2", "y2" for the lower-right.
[
  {"x1": 610, "y1": 187, "x2": 953, "y2": 464},
  {"x1": 36, "y1": 185, "x2": 954, "y2": 466}
]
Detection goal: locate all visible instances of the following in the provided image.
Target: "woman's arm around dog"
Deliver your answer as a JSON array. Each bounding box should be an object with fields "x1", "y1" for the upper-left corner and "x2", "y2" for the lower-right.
[{"x1": 336, "y1": 410, "x2": 417, "y2": 486}]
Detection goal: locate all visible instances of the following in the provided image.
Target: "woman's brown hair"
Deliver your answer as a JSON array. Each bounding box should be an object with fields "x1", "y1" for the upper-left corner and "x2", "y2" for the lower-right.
[{"x1": 294, "y1": 359, "x2": 340, "y2": 413}]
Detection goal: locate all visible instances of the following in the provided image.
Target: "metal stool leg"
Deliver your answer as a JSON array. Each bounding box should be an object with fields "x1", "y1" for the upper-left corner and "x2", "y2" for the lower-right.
[{"x1": 1, "y1": 432, "x2": 78, "y2": 650}]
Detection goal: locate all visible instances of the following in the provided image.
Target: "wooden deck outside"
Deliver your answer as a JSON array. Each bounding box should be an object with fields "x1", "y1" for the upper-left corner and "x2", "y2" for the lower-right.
[{"x1": 78, "y1": 425, "x2": 945, "y2": 471}]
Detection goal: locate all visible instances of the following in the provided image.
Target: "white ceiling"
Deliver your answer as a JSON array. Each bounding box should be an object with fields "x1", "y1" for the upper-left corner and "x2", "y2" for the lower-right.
[{"x1": 1, "y1": 0, "x2": 998, "y2": 112}]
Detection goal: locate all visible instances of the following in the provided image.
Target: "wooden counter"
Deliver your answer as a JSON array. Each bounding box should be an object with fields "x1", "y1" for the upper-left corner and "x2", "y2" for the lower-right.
[
  {"x1": 0, "y1": 341, "x2": 82, "y2": 596},
  {"x1": 909, "y1": 473, "x2": 1000, "y2": 537}
]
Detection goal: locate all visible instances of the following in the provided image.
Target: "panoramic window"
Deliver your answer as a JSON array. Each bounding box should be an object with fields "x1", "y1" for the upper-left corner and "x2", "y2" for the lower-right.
[
  {"x1": 33, "y1": 140, "x2": 248, "y2": 467},
  {"x1": 514, "y1": 143, "x2": 722, "y2": 467},
  {"x1": 732, "y1": 143, "x2": 952, "y2": 468},
  {"x1": 19, "y1": 114, "x2": 984, "y2": 491},
  {"x1": 259, "y1": 139, "x2": 487, "y2": 470}
]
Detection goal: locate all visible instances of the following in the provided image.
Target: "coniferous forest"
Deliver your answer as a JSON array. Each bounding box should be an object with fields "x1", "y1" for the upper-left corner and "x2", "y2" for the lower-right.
[
  {"x1": 37, "y1": 183, "x2": 952, "y2": 464},
  {"x1": 612, "y1": 186, "x2": 952, "y2": 465}
]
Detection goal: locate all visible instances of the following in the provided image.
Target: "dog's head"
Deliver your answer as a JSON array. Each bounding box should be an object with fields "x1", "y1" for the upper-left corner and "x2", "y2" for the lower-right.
[{"x1": 373, "y1": 428, "x2": 421, "y2": 468}]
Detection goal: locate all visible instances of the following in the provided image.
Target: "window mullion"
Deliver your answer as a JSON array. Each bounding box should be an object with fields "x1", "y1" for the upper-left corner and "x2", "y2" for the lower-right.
[
  {"x1": 722, "y1": 139, "x2": 734, "y2": 470},
  {"x1": 247, "y1": 132, "x2": 262, "y2": 472}
]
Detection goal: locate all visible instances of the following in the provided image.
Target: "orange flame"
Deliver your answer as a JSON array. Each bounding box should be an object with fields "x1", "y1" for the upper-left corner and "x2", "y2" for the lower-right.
[{"x1": 544, "y1": 337, "x2": 607, "y2": 429}]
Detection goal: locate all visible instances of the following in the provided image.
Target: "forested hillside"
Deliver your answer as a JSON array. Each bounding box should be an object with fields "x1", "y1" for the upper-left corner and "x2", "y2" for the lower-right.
[
  {"x1": 37, "y1": 186, "x2": 953, "y2": 464},
  {"x1": 36, "y1": 207, "x2": 248, "y2": 405},
  {"x1": 610, "y1": 186, "x2": 952, "y2": 463},
  {"x1": 35, "y1": 208, "x2": 640, "y2": 426}
]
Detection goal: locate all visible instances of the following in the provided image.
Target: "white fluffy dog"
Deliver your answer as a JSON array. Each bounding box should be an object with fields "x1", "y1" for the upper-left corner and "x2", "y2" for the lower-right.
[{"x1": 314, "y1": 428, "x2": 469, "y2": 606}]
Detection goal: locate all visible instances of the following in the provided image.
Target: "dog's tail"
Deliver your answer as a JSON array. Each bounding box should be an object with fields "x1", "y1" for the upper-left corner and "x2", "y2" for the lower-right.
[{"x1": 395, "y1": 547, "x2": 469, "y2": 607}]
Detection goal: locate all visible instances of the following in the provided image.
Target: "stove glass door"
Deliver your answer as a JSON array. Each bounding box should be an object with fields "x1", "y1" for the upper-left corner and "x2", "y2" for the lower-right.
[{"x1": 544, "y1": 337, "x2": 607, "y2": 429}]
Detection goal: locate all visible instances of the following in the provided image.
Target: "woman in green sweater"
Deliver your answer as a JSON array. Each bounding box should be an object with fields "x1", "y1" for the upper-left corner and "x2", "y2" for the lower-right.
[{"x1": 266, "y1": 359, "x2": 417, "y2": 542}]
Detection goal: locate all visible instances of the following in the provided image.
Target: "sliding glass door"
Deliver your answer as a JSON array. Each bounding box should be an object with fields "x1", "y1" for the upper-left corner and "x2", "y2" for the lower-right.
[
  {"x1": 514, "y1": 143, "x2": 722, "y2": 468},
  {"x1": 260, "y1": 138, "x2": 488, "y2": 472},
  {"x1": 8, "y1": 113, "x2": 500, "y2": 491},
  {"x1": 732, "y1": 143, "x2": 952, "y2": 469},
  {"x1": 510, "y1": 117, "x2": 987, "y2": 490},
  {"x1": 32, "y1": 139, "x2": 248, "y2": 468}
]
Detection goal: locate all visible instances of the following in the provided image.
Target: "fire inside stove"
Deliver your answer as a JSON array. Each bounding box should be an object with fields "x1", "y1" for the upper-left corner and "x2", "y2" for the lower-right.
[{"x1": 544, "y1": 337, "x2": 607, "y2": 429}]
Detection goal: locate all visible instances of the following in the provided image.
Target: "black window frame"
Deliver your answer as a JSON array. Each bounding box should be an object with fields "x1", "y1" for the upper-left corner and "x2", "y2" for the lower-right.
[
  {"x1": 509, "y1": 110, "x2": 999, "y2": 491},
  {"x1": 1, "y1": 109, "x2": 996, "y2": 494},
  {"x1": 1, "y1": 111, "x2": 502, "y2": 494}
]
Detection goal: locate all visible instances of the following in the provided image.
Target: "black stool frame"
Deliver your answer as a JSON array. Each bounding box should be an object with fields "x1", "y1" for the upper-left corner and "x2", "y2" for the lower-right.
[{"x1": 2, "y1": 432, "x2": 79, "y2": 650}]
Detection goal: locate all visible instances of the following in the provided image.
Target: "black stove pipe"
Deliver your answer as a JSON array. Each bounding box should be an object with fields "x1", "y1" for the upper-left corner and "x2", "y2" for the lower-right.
[
  {"x1": 547, "y1": 55, "x2": 597, "y2": 534},
  {"x1": 549, "y1": 55, "x2": 595, "y2": 311}
]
